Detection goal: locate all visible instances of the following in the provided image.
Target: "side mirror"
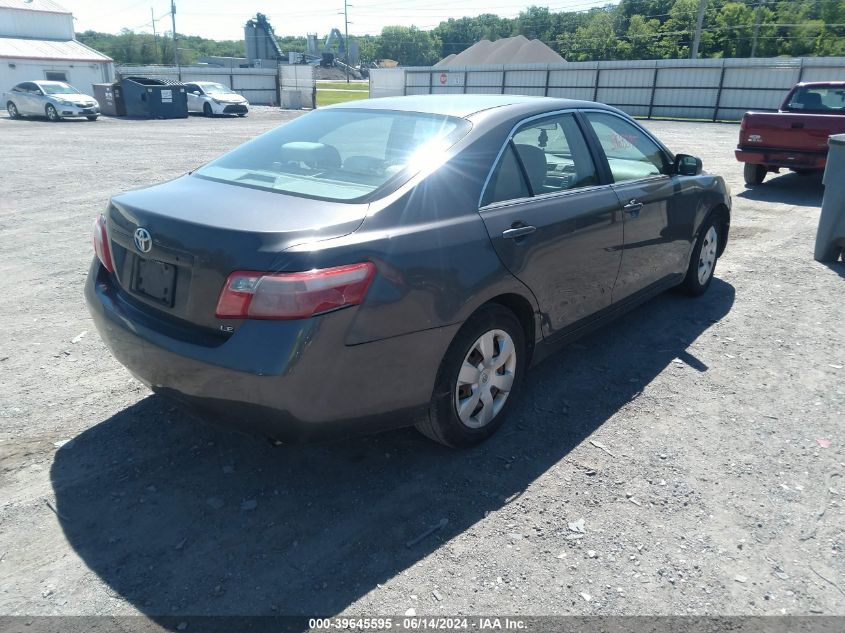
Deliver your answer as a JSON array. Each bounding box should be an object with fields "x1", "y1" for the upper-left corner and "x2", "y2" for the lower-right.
[{"x1": 674, "y1": 154, "x2": 703, "y2": 176}]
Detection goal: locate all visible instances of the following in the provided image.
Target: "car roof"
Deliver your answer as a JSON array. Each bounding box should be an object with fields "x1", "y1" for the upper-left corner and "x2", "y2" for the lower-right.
[
  {"x1": 798, "y1": 81, "x2": 845, "y2": 87},
  {"x1": 34, "y1": 80, "x2": 68, "y2": 85},
  {"x1": 325, "y1": 94, "x2": 615, "y2": 118}
]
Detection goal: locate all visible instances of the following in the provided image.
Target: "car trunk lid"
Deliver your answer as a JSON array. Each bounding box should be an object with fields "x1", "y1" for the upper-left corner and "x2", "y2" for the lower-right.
[{"x1": 106, "y1": 174, "x2": 368, "y2": 332}]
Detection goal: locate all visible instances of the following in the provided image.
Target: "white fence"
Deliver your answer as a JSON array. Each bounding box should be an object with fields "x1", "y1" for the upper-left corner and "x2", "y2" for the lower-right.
[
  {"x1": 116, "y1": 65, "x2": 280, "y2": 105},
  {"x1": 279, "y1": 64, "x2": 316, "y2": 109},
  {"x1": 370, "y1": 57, "x2": 845, "y2": 121}
]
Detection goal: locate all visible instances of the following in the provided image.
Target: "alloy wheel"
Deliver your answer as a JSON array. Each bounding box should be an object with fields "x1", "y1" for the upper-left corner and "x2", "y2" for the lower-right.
[
  {"x1": 454, "y1": 329, "x2": 517, "y2": 429},
  {"x1": 697, "y1": 226, "x2": 718, "y2": 285},
  {"x1": 7, "y1": 102, "x2": 18, "y2": 118}
]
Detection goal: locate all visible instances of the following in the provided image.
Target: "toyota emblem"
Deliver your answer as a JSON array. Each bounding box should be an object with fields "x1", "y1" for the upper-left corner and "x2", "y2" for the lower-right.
[{"x1": 134, "y1": 228, "x2": 152, "y2": 253}]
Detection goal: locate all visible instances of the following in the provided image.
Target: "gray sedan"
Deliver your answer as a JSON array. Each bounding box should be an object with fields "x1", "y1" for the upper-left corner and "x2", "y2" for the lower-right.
[
  {"x1": 4, "y1": 80, "x2": 100, "y2": 121},
  {"x1": 85, "y1": 95, "x2": 731, "y2": 447}
]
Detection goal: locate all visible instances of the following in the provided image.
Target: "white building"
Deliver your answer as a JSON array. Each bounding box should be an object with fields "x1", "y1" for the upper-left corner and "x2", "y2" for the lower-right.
[{"x1": 0, "y1": 0, "x2": 114, "y2": 91}]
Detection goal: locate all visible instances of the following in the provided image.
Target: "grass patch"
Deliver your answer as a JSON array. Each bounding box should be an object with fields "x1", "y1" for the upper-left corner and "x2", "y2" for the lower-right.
[
  {"x1": 318, "y1": 81, "x2": 369, "y2": 91},
  {"x1": 317, "y1": 89, "x2": 370, "y2": 106}
]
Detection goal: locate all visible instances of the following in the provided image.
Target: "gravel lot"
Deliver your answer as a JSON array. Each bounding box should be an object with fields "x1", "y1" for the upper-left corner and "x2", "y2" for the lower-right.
[{"x1": 0, "y1": 107, "x2": 842, "y2": 621}]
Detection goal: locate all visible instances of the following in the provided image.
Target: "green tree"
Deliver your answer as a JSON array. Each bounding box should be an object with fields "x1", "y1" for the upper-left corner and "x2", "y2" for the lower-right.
[{"x1": 377, "y1": 26, "x2": 441, "y2": 66}]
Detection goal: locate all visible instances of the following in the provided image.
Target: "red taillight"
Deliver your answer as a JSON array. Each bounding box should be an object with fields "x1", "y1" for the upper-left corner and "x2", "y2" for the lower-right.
[
  {"x1": 92, "y1": 214, "x2": 114, "y2": 273},
  {"x1": 216, "y1": 262, "x2": 376, "y2": 320}
]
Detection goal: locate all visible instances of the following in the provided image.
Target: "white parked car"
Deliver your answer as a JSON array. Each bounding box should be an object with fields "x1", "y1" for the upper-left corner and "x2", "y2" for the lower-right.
[
  {"x1": 4, "y1": 80, "x2": 99, "y2": 121},
  {"x1": 184, "y1": 82, "x2": 249, "y2": 117}
]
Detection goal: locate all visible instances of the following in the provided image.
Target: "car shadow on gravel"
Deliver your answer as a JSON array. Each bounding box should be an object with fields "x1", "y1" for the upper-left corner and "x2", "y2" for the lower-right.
[
  {"x1": 736, "y1": 171, "x2": 824, "y2": 206},
  {"x1": 50, "y1": 279, "x2": 735, "y2": 621}
]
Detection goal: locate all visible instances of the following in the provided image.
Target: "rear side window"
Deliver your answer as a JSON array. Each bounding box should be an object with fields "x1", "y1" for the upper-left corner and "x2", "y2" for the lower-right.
[
  {"x1": 786, "y1": 86, "x2": 845, "y2": 113},
  {"x1": 481, "y1": 112, "x2": 597, "y2": 206},
  {"x1": 586, "y1": 112, "x2": 668, "y2": 183},
  {"x1": 481, "y1": 145, "x2": 530, "y2": 206},
  {"x1": 194, "y1": 109, "x2": 470, "y2": 202},
  {"x1": 512, "y1": 113, "x2": 598, "y2": 194}
]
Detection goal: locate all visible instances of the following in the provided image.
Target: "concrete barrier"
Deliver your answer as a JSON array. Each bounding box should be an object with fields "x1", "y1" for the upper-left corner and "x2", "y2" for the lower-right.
[{"x1": 815, "y1": 134, "x2": 845, "y2": 262}]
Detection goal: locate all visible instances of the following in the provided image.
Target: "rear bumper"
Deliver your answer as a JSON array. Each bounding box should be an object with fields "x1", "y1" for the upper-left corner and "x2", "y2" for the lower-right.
[
  {"x1": 735, "y1": 147, "x2": 827, "y2": 170},
  {"x1": 84, "y1": 259, "x2": 459, "y2": 441}
]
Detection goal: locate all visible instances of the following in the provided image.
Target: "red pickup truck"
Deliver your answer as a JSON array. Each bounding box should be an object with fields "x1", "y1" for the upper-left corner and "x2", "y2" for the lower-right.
[{"x1": 736, "y1": 81, "x2": 845, "y2": 185}]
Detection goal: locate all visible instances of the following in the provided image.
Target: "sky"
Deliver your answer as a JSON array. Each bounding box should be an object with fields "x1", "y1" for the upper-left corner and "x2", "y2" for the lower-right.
[{"x1": 62, "y1": 0, "x2": 619, "y2": 39}]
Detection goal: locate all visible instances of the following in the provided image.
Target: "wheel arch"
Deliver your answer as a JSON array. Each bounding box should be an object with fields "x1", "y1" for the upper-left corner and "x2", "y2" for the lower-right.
[
  {"x1": 477, "y1": 292, "x2": 538, "y2": 366},
  {"x1": 709, "y1": 203, "x2": 731, "y2": 257}
]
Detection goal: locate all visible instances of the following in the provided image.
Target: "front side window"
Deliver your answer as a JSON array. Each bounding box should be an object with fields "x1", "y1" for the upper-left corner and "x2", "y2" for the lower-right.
[
  {"x1": 786, "y1": 85, "x2": 845, "y2": 113},
  {"x1": 194, "y1": 109, "x2": 470, "y2": 201},
  {"x1": 586, "y1": 112, "x2": 668, "y2": 183}
]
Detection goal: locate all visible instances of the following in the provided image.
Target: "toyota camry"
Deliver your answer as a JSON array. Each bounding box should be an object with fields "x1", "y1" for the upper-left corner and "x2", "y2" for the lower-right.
[{"x1": 86, "y1": 95, "x2": 731, "y2": 447}]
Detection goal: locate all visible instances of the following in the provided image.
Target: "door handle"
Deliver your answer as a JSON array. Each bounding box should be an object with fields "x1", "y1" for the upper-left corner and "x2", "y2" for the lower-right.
[
  {"x1": 502, "y1": 225, "x2": 537, "y2": 240},
  {"x1": 623, "y1": 199, "x2": 643, "y2": 217}
]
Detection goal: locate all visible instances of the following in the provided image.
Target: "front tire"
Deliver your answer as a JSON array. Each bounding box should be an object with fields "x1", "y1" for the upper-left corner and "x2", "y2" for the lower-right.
[
  {"x1": 417, "y1": 304, "x2": 526, "y2": 448},
  {"x1": 203, "y1": 103, "x2": 213, "y2": 117},
  {"x1": 86, "y1": 115, "x2": 98, "y2": 121},
  {"x1": 7, "y1": 101, "x2": 20, "y2": 119},
  {"x1": 681, "y1": 215, "x2": 721, "y2": 296},
  {"x1": 743, "y1": 163, "x2": 766, "y2": 186},
  {"x1": 45, "y1": 104, "x2": 60, "y2": 122}
]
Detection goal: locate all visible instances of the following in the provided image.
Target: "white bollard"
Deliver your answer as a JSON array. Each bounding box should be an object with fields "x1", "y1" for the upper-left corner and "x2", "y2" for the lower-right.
[{"x1": 815, "y1": 134, "x2": 845, "y2": 262}]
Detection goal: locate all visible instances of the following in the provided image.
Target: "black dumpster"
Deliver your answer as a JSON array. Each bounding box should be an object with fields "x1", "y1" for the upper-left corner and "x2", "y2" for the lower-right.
[
  {"x1": 92, "y1": 82, "x2": 126, "y2": 116},
  {"x1": 120, "y1": 76, "x2": 188, "y2": 119}
]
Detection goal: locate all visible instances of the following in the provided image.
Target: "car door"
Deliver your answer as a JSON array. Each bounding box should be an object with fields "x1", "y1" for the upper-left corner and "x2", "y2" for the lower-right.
[
  {"x1": 18, "y1": 83, "x2": 39, "y2": 114},
  {"x1": 583, "y1": 111, "x2": 697, "y2": 302},
  {"x1": 30, "y1": 83, "x2": 49, "y2": 114},
  {"x1": 478, "y1": 111, "x2": 623, "y2": 338},
  {"x1": 184, "y1": 84, "x2": 200, "y2": 112}
]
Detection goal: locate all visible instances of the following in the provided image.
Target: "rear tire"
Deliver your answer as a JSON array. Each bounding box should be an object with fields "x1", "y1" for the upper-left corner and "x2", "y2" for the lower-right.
[
  {"x1": 7, "y1": 101, "x2": 20, "y2": 119},
  {"x1": 203, "y1": 103, "x2": 213, "y2": 117},
  {"x1": 743, "y1": 163, "x2": 766, "y2": 186},
  {"x1": 45, "y1": 104, "x2": 60, "y2": 122},
  {"x1": 681, "y1": 214, "x2": 721, "y2": 296},
  {"x1": 417, "y1": 304, "x2": 526, "y2": 448}
]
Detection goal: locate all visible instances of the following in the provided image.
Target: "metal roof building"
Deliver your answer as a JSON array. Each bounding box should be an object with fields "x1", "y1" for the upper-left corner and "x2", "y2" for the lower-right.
[{"x1": 0, "y1": 0, "x2": 114, "y2": 94}]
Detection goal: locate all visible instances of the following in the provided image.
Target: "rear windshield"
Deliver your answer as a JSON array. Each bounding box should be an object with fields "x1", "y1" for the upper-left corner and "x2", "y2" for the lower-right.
[
  {"x1": 786, "y1": 86, "x2": 845, "y2": 113},
  {"x1": 193, "y1": 108, "x2": 471, "y2": 201}
]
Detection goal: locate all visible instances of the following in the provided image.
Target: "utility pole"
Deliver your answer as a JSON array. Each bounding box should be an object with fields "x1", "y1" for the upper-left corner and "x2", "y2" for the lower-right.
[
  {"x1": 751, "y1": 0, "x2": 766, "y2": 58},
  {"x1": 170, "y1": 0, "x2": 180, "y2": 80},
  {"x1": 150, "y1": 7, "x2": 159, "y2": 61},
  {"x1": 343, "y1": 0, "x2": 350, "y2": 83},
  {"x1": 690, "y1": 0, "x2": 707, "y2": 59}
]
